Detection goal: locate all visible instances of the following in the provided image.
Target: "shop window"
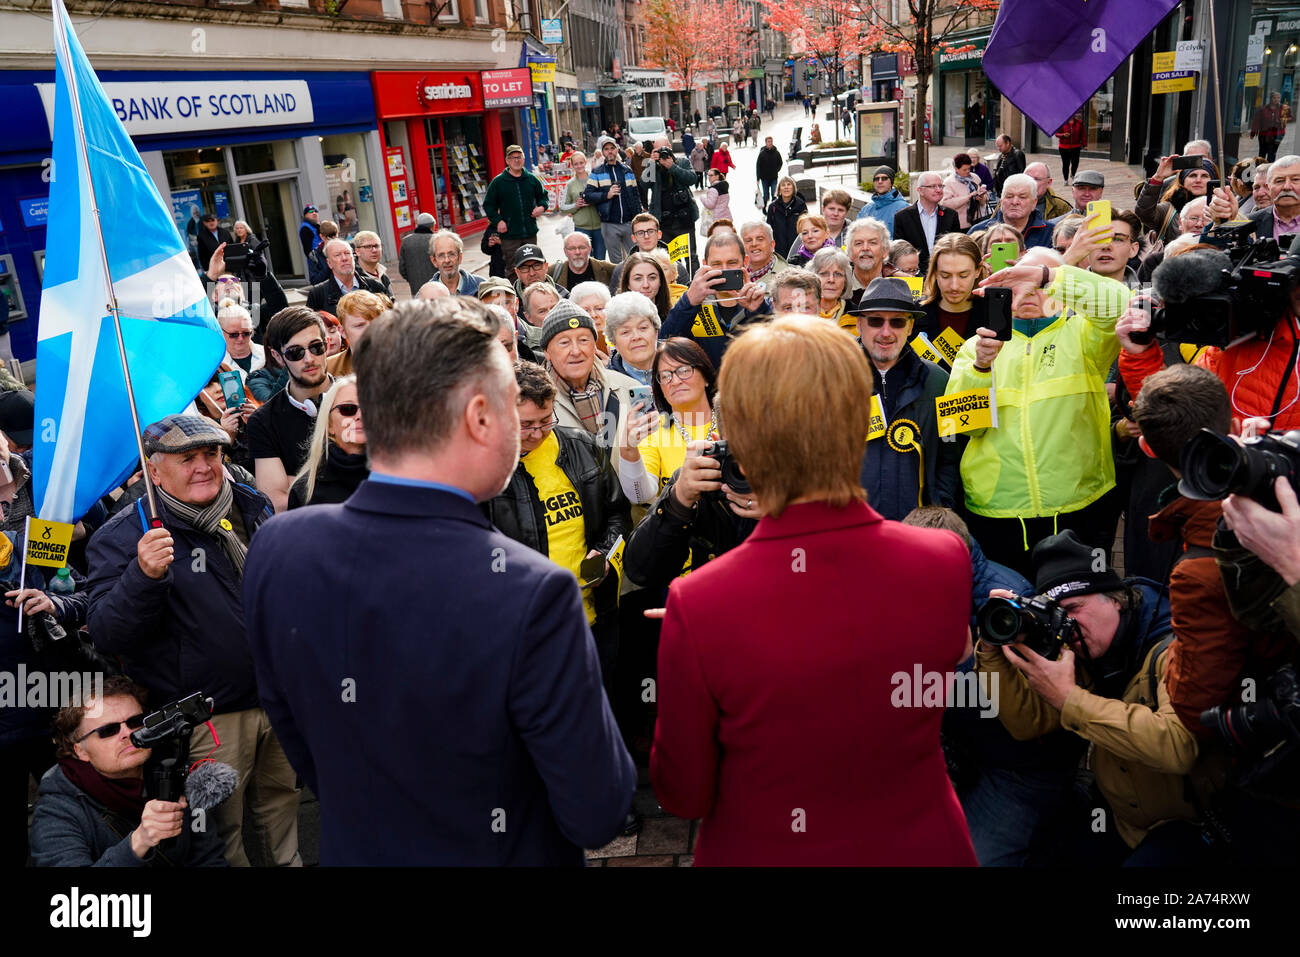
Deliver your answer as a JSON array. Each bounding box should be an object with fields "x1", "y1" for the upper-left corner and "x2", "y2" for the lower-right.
[
  {"x1": 322, "y1": 134, "x2": 378, "y2": 241},
  {"x1": 424, "y1": 116, "x2": 488, "y2": 228},
  {"x1": 474, "y1": 0, "x2": 488, "y2": 20},
  {"x1": 163, "y1": 148, "x2": 234, "y2": 265},
  {"x1": 943, "y1": 73, "x2": 965, "y2": 140}
]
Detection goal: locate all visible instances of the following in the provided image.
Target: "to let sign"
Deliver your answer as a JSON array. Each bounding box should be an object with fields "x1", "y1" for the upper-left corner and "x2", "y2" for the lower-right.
[{"x1": 481, "y1": 69, "x2": 533, "y2": 108}]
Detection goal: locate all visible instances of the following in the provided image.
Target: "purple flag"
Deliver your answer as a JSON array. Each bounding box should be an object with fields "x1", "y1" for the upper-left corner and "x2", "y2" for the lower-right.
[{"x1": 982, "y1": 0, "x2": 1180, "y2": 135}]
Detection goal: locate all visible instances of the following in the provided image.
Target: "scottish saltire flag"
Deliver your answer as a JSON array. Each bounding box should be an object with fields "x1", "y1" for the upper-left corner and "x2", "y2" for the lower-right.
[
  {"x1": 35, "y1": 0, "x2": 224, "y2": 523},
  {"x1": 982, "y1": 0, "x2": 1180, "y2": 135}
]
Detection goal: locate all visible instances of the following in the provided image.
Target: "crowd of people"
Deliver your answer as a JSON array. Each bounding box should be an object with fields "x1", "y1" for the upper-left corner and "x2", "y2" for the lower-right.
[{"x1": 4, "y1": 113, "x2": 1300, "y2": 868}]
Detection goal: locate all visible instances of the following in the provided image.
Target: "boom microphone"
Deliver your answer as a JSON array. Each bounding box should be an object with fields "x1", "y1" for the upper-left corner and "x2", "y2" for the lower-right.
[
  {"x1": 185, "y1": 760, "x2": 238, "y2": 811},
  {"x1": 1152, "y1": 248, "x2": 1232, "y2": 303}
]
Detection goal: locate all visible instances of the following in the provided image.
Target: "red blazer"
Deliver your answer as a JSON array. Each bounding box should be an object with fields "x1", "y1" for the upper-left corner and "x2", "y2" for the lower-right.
[
  {"x1": 710, "y1": 149, "x2": 736, "y2": 175},
  {"x1": 651, "y1": 499, "x2": 977, "y2": 866}
]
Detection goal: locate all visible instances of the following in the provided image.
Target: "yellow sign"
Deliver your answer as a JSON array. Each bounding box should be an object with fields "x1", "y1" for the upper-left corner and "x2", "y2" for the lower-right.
[
  {"x1": 606, "y1": 536, "x2": 626, "y2": 583},
  {"x1": 933, "y1": 327, "x2": 965, "y2": 365},
  {"x1": 867, "y1": 393, "x2": 887, "y2": 441},
  {"x1": 667, "y1": 233, "x2": 691, "y2": 263},
  {"x1": 530, "y1": 62, "x2": 556, "y2": 84},
  {"x1": 25, "y1": 518, "x2": 75, "y2": 569},
  {"x1": 902, "y1": 277, "x2": 924, "y2": 303},
  {"x1": 1246, "y1": 69, "x2": 1261, "y2": 88},
  {"x1": 1152, "y1": 52, "x2": 1196, "y2": 95},
  {"x1": 910, "y1": 333, "x2": 944, "y2": 366},
  {"x1": 936, "y1": 387, "x2": 997, "y2": 437}
]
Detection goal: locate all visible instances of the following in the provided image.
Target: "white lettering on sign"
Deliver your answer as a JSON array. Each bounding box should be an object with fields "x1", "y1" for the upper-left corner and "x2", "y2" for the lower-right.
[
  {"x1": 1278, "y1": 18, "x2": 1300, "y2": 31},
  {"x1": 422, "y1": 83, "x2": 472, "y2": 102},
  {"x1": 35, "y1": 81, "x2": 314, "y2": 137}
]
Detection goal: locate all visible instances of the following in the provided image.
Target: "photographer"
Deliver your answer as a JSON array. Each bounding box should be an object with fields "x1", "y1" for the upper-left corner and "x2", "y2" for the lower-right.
[
  {"x1": 31, "y1": 677, "x2": 226, "y2": 866},
  {"x1": 1223, "y1": 479, "x2": 1300, "y2": 637},
  {"x1": 205, "y1": 241, "x2": 289, "y2": 341},
  {"x1": 1117, "y1": 242, "x2": 1300, "y2": 434},
  {"x1": 977, "y1": 531, "x2": 1202, "y2": 864}
]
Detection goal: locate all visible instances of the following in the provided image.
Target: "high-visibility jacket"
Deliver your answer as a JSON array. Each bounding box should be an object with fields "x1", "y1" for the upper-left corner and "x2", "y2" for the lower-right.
[{"x1": 946, "y1": 266, "x2": 1129, "y2": 518}]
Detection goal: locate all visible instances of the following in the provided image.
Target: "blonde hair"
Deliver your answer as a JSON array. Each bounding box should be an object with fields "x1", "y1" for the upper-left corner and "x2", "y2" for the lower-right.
[
  {"x1": 797, "y1": 213, "x2": 828, "y2": 234},
  {"x1": 718, "y1": 316, "x2": 871, "y2": 517},
  {"x1": 336, "y1": 289, "x2": 392, "y2": 329},
  {"x1": 293, "y1": 375, "x2": 359, "y2": 504}
]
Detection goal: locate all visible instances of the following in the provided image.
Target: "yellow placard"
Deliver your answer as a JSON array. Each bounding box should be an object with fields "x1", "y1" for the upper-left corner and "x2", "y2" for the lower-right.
[
  {"x1": 530, "y1": 62, "x2": 556, "y2": 84},
  {"x1": 902, "y1": 277, "x2": 924, "y2": 303},
  {"x1": 667, "y1": 233, "x2": 691, "y2": 263},
  {"x1": 910, "y1": 333, "x2": 943, "y2": 365},
  {"x1": 606, "y1": 536, "x2": 626, "y2": 584},
  {"x1": 933, "y1": 327, "x2": 965, "y2": 365},
  {"x1": 867, "y1": 393, "x2": 887, "y2": 441},
  {"x1": 1152, "y1": 52, "x2": 1196, "y2": 95},
  {"x1": 26, "y1": 518, "x2": 75, "y2": 569},
  {"x1": 1245, "y1": 69, "x2": 1261, "y2": 88},
  {"x1": 936, "y1": 387, "x2": 997, "y2": 437}
]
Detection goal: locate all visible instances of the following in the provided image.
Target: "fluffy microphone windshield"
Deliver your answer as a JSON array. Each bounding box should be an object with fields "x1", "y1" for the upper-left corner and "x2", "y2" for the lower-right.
[
  {"x1": 1152, "y1": 248, "x2": 1232, "y2": 303},
  {"x1": 185, "y1": 760, "x2": 238, "y2": 811}
]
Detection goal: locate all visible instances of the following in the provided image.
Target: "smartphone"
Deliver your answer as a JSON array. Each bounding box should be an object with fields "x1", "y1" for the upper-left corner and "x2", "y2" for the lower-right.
[
  {"x1": 578, "y1": 554, "x2": 606, "y2": 588},
  {"x1": 218, "y1": 370, "x2": 247, "y2": 409},
  {"x1": 223, "y1": 242, "x2": 248, "y2": 269},
  {"x1": 1086, "y1": 200, "x2": 1111, "y2": 243},
  {"x1": 629, "y1": 385, "x2": 655, "y2": 415},
  {"x1": 1171, "y1": 155, "x2": 1202, "y2": 171},
  {"x1": 717, "y1": 268, "x2": 747, "y2": 291},
  {"x1": 989, "y1": 242, "x2": 1018, "y2": 273},
  {"x1": 982, "y1": 287, "x2": 1013, "y2": 340},
  {"x1": 1206, "y1": 179, "x2": 1222, "y2": 201}
]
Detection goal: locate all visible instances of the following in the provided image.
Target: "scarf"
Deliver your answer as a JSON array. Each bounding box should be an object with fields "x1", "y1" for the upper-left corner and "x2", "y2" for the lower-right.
[
  {"x1": 157, "y1": 479, "x2": 248, "y2": 578},
  {"x1": 519, "y1": 318, "x2": 545, "y2": 351},
  {"x1": 748, "y1": 258, "x2": 776, "y2": 282},
  {"x1": 58, "y1": 756, "x2": 148, "y2": 822},
  {"x1": 567, "y1": 377, "x2": 604, "y2": 434},
  {"x1": 794, "y1": 236, "x2": 835, "y2": 261}
]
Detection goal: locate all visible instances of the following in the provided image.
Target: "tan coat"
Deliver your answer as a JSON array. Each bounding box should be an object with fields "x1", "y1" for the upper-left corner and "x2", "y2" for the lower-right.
[{"x1": 978, "y1": 640, "x2": 1199, "y2": 848}]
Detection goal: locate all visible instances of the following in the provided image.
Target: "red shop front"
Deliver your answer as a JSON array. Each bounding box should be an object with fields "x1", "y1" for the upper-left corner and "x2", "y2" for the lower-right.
[{"x1": 372, "y1": 70, "x2": 514, "y2": 239}]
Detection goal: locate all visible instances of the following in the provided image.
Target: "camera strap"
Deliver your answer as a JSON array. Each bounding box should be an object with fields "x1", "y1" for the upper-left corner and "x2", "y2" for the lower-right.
[{"x1": 1144, "y1": 634, "x2": 1175, "y2": 711}]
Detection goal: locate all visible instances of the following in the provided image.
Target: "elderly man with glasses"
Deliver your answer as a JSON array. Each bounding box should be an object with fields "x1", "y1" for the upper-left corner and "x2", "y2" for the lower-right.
[
  {"x1": 86, "y1": 413, "x2": 300, "y2": 867},
  {"x1": 893, "y1": 172, "x2": 962, "y2": 274}
]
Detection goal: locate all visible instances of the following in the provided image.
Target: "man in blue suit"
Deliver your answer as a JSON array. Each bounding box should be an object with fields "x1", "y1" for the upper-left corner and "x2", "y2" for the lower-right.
[{"x1": 242, "y1": 297, "x2": 636, "y2": 865}]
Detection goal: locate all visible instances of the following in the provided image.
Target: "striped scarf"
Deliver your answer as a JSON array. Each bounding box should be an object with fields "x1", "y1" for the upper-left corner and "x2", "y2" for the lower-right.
[{"x1": 157, "y1": 480, "x2": 248, "y2": 578}]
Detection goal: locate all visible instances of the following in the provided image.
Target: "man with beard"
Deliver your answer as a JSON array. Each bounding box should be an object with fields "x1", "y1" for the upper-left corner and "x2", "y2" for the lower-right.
[
  {"x1": 246, "y1": 307, "x2": 334, "y2": 512},
  {"x1": 845, "y1": 218, "x2": 894, "y2": 299},
  {"x1": 305, "y1": 239, "x2": 386, "y2": 313}
]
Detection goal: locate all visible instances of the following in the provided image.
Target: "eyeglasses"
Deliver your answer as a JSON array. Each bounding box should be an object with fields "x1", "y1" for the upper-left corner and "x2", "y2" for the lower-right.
[
  {"x1": 633, "y1": 229, "x2": 659, "y2": 238},
  {"x1": 332, "y1": 402, "x2": 360, "y2": 417},
  {"x1": 281, "y1": 340, "x2": 327, "y2": 361},
  {"x1": 75, "y1": 712, "x2": 145, "y2": 744},
  {"x1": 862, "y1": 315, "x2": 912, "y2": 329},
  {"x1": 873, "y1": 176, "x2": 892, "y2": 182},
  {"x1": 656, "y1": 364, "x2": 698, "y2": 385},
  {"x1": 520, "y1": 414, "x2": 559, "y2": 435},
  {"x1": 224, "y1": 330, "x2": 253, "y2": 339},
  {"x1": 356, "y1": 244, "x2": 381, "y2": 250}
]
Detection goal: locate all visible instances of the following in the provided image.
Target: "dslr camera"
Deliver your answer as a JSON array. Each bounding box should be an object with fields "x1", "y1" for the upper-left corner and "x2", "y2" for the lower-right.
[
  {"x1": 130, "y1": 692, "x2": 214, "y2": 801},
  {"x1": 1201, "y1": 663, "x2": 1300, "y2": 789},
  {"x1": 1138, "y1": 225, "x2": 1298, "y2": 347},
  {"x1": 700, "y1": 439, "x2": 751, "y2": 497},
  {"x1": 977, "y1": 594, "x2": 1079, "y2": 661},
  {"x1": 1180, "y1": 428, "x2": 1300, "y2": 512}
]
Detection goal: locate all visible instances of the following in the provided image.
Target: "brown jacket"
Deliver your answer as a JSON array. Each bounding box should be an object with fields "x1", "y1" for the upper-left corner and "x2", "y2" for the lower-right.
[
  {"x1": 550, "y1": 257, "x2": 615, "y2": 291},
  {"x1": 978, "y1": 640, "x2": 1199, "y2": 848}
]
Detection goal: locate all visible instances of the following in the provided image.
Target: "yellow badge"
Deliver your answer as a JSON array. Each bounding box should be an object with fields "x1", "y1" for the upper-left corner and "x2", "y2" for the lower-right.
[
  {"x1": 887, "y1": 419, "x2": 921, "y2": 453},
  {"x1": 867, "y1": 393, "x2": 887, "y2": 441},
  {"x1": 219, "y1": 519, "x2": 233, "y2": 532},
  {"x1": 568, "y1": 317, "x2": 580, "y2": 329}
]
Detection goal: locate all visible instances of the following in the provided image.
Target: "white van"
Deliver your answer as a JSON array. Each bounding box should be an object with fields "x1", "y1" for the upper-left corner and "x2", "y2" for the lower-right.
[{"x1": 626, "y1": 116, "x2": 669, "y2": 143}]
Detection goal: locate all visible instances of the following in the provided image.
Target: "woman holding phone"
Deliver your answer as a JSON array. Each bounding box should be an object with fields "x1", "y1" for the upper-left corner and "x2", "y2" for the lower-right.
[{"x1": 616, "y1": 338, "x2": 719, "y2": 505}]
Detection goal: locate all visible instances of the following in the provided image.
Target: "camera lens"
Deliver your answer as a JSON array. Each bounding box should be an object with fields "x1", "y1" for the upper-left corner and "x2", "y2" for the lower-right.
[
  {"x1": 1201, "y1": 699, "x2": 1284, "y2": 754},
  {"x1": 977, "y1": 597, "x2": 1023, "y2": 645},
  {"x1": 1181, "y1": 430, "x2": 1249, "y2": 500}
]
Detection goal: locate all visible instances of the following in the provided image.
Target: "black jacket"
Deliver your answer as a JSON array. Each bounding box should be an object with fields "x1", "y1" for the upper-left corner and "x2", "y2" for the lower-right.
[
  {"x1": 892, "y1": 203, "x2": 962, "y2": 274},
  {"x1": 755, "y1": 145, "x2": 783, "y2": 181},
  {"x1": 859, "y1": 344, "x2": 963, "y2": 521},
  {"x1": 623, "y1": 473, "x2": 756, "y2": 591},
  {"x1": 197, "y1": 225, "x2": 233, "y2": 272},
  {"x1": 305, "y1": 271, "x2": 387, "y2": 314},
  {"x1": 993, "y1": 146, "x2": 1027, "y2": 193},
  {"x1": 86, "y1": 479, "x2": 274, "y2": 715},
  {"x1": 287, "y1": 444, "x2": 369, "y2": 509},
  {"x1": 766, "y1": 193, "x2": 808, "y2": 259},
  {"x1": 483, "y1": 427, "x2": 631, "y2": 619}
]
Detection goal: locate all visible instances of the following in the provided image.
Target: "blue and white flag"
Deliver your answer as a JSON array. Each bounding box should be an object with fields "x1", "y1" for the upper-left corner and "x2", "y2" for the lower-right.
[{"x1": 35, "y1": 0, "x2": 224, "y2": 523}]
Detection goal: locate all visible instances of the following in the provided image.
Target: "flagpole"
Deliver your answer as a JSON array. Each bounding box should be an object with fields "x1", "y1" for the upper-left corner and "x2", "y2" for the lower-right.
[
  {"x1": 1206, "y1": 0, "x2": 1227, "y2": 182},
  {"x1": 51, "y1": 0, "x2": 162, "y2": 527}
]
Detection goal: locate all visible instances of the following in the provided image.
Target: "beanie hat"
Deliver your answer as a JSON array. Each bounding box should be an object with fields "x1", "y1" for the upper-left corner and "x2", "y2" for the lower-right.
[
  {"x1": 1032, "y1": 530, "x2": 1123, "y2": 602},
  {"x1": 873, "y1": 166, "x2": 895, "y2": 181},
  {"x1": 1177, "y1": 158, "x2": 1216, "y2": 184},
  {"x1": 539, "y1": 298, "x2": 596, "y2": 351}
]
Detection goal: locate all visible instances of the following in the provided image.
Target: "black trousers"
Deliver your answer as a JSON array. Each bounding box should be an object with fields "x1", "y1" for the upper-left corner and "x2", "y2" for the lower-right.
[
  {"x1": 1258, "y1": 134, "x2": 1282, "y2": 163},
  {"x1": 1, "y1": 734, "x2": 55, "y2": 866},
  {"x1": 964, "y1": 489, "x2": 1120, "y2": 581},
  {"x1": 1059, "y1": 147, "x2": 1081, "y2": 182}
]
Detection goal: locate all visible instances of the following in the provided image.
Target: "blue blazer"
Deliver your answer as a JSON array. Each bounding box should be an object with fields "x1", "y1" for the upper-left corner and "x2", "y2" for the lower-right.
[{"x1": 242, "y1": 480, "x2": 636, "y2": 865}]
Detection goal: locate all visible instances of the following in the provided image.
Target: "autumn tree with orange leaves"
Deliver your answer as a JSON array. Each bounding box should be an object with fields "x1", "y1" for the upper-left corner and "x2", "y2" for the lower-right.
[{"x1": 643, "y1": 0, "x2": 761, "y2": 125}]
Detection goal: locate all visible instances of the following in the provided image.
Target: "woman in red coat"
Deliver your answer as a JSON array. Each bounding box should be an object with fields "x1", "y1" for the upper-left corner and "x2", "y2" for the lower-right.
[
  {"x1": 710, "y1": 142, "x2": 737, "y2": 177},
  {"x1": 650, "y1": 316, "x2": 977, "y2": 866},
  {"x1": 1055, "y1": 111, "x2": 1087, "y2": 184}
]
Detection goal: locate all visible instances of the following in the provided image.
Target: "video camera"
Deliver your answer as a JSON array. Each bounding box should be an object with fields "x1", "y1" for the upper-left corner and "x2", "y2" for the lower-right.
[
  {"x1": 976, "y1": 593, "x2": 1079, "y2": 661},
  {"x1": 222, "y1": 239, "x2": 271, "y2": 283},
  {"x1": 1137, "y1": 223, "x2": 1299, "y2": 347},
  {"x1": 129, "y1": 692, "x2": 214, "y2": 801},
  {"x1": 1179, "y1": 427, "x2": 1300, "y2": 512}
]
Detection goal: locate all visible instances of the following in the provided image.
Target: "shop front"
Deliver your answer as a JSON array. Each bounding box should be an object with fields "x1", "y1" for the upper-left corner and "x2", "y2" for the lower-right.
[
  {"x1": 935, "y1": 36, "x2": 999, "y2": 148},
  {"x1": 1225, "y1": 4, "x2": 1300, "y2": 163},
  {"x1": 373, "y1": 69, "x2": 523, "y2": 242},
  {"x1": 1, "y1": 69, "x2": 379, "y2": 361}
]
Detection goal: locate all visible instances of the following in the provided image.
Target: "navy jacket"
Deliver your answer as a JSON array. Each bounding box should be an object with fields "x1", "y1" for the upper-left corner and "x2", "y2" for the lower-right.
[
  {"x1": 85, "y1": 480, "x2": 273, "y2": 715},
  {"x1": 659, "y1": 296, "x2": 772, "y2": 368},
  {"x1": 242, "y1": 480, "x2": 637, "y2": 865}
]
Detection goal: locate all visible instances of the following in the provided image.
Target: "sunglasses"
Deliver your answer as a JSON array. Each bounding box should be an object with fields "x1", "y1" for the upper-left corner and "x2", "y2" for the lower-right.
[
  {"x1": 225, "y1": 330, "x2": 253, "y2": 339},
  {"x1": 862, "y1": 315, "x2": 912, "y2": 329},
  {"x1": 76, "y1": 712, "x2": 145, "y2": 743},
  {"x1": 281, "y1": 340, "x2": 327, "y2": 361},
  {"x1": 332, "y1": 402, "x2": 360, "y2": 417}
]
